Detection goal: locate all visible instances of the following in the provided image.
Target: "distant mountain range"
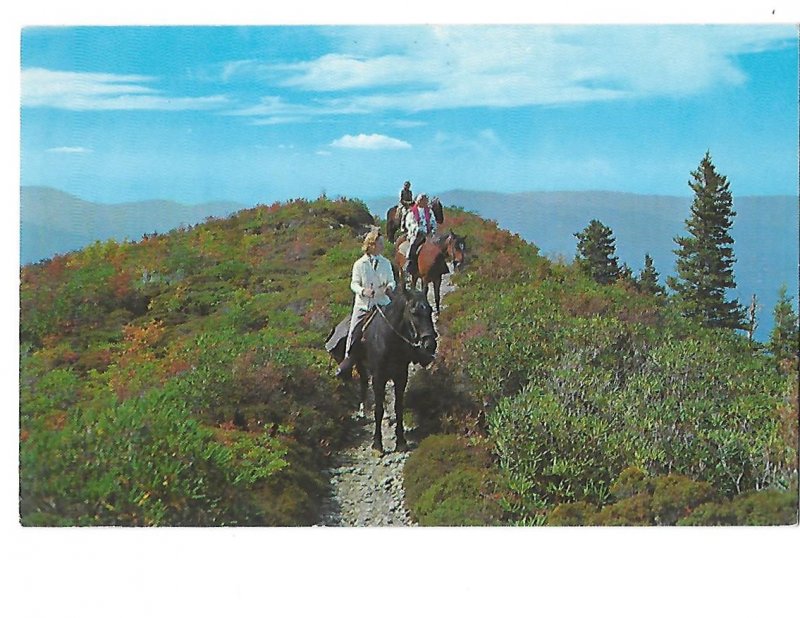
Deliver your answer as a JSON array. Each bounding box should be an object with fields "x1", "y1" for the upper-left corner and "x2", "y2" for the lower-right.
[
  {"x1": 20, "y1": 186, "x2": 248, "y2": 265},
  {"x1": 366, "y1": 189, "x2": 799, "y2": 339},
  {"x1": 20, "y1": 185, "x2": 798, "y2": 339}
]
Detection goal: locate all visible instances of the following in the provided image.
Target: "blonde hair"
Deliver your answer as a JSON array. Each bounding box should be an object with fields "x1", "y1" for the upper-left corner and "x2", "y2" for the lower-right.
[{"x1": 362, "y1": 228, "x2": 382, "y2": 254}]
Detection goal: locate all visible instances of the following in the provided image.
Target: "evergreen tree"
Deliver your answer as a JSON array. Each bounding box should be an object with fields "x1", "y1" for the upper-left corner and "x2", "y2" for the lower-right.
[
  {"x1": 574, "y1": 219, "x2": 621, "y2": 285},
  {"x1": 667, "y1": 152, "x2": 744, "y2": 329},
  {"x1": 638, "y1": 253, "x2": 665, "y2": 296},
  {"x1": 768, "y1": 285, "x2": 799, "y2": 366}
]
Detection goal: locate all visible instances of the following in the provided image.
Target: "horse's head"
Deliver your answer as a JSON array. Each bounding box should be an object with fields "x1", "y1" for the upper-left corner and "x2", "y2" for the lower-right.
[
  {"x1": 446, "y1": 230, "x2": 467, "y2": 271},
  {"x1": 402, "y1": 289, "x2": 437, "y2": 365}
]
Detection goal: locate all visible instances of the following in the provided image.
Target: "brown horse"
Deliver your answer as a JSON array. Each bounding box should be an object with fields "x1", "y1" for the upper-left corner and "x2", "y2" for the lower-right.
[
  {"x1": 394, "y1": 235, "x2": 450, "y2": 314},
  {"x1": 386, "y1": 197, "x2": 444, "y2": 243},
  {"x1": 386, "y1": 205, "x2": 402, "y2": 242},
  {"x1": 436, "y1": 230, "x2": 467, "y2": 271}
]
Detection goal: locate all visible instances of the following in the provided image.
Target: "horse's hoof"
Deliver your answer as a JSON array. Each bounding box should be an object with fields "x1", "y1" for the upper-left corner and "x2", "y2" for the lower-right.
[
  {"x1": 372, "y1": 442, "x2": 384, "y2": 455},
  {"x1": 395, "y1": 440, "x2": 409, "y2": 452}
]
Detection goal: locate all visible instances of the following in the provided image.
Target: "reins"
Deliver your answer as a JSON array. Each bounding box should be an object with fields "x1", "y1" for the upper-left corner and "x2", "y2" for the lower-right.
[{"x1": 375, "y1": 303, "x2": 425, "y2": 349}]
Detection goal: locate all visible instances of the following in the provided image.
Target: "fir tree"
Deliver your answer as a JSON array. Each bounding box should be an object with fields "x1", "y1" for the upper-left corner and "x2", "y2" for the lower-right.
[
  {"x1": 768, "y1": 285, "x2": 799, "y2": 366},
  {"x1": 637, "y1": 254, "x2": 665, "y2": 296},
  {"x1": 574, "y1": 219, "x2": 621, "y2": 285},
  {"x1": 667, "y1": 152, "x2": 744, "y2": 329}
]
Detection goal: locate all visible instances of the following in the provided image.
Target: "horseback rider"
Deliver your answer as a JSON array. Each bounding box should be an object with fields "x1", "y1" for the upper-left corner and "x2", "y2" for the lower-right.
[
  {"x1": 404, "y1": 193, "x2": 437, "y2": 276},
  {"x1": 397, "y1": 180, "x2": 414, "y2": 234},
  {"x1": 335, "y1": 228, "x2": 397, "y2": 379}
]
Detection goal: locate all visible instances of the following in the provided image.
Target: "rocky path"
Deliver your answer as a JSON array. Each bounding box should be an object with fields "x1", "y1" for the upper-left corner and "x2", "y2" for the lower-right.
[{"x1": 317, "y1": 270, "x2": 456, "y2": 527}]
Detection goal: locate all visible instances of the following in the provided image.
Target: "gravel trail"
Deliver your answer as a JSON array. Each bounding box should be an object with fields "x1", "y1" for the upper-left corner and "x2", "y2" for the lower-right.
[{"x1": 317, "y1": 269, "x2": 456, "y2": 527}]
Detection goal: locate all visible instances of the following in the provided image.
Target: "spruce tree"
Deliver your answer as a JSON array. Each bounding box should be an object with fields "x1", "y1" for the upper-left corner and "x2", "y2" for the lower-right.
[
  {"x1": 574, "y1": 219, "x2": 621, "y2": 284},
  {"x1": 768, "y1": 285, "x2": 799, "y2": 366},
  {"x1": 638, "y1": 253, "x2": 665, "y2": 296},
  {"x1": 667, "y1": 152, "x2": 744, "y2": 329}
]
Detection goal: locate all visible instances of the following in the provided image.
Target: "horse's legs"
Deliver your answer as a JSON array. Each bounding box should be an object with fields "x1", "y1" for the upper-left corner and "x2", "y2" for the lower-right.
[
  {"x1": 393, "y1": 367, "x2": 409, "y2": 451},
  {"x1": 358, "y1": 363, "x2": 369, "y2": 417},
  {"x1": 433, "y1": 276, "x2": 442, "y2": 314},
  {"x1": 372, "y1": 375, "x2": 387, "y2": 454}
]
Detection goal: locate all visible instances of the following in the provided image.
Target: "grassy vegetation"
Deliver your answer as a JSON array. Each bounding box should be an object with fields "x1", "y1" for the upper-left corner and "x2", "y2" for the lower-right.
[
  {"x1": 20, "y1": 196, "x2": 374, "y2": 525},
  {"x1": 401, "y1": 206, "x2": 798, "y2": 526},
  {"x1": 19, "y1": 197, "x2": 798, "y2": 526}
]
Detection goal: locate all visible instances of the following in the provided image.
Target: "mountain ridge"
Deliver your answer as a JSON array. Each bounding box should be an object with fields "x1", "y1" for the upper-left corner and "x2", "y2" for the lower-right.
[
  {"x1": 20, "y1": 186, "x2": 249, "y2": 264},
  {"x1": 20, "y1": 185, "x2": 798, "y2": 341}
]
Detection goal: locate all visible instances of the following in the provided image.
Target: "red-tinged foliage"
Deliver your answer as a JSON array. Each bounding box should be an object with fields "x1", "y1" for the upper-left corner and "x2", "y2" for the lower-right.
[
  {"x1": 110, "y1": 268, "x2": 134, "y2": 300},
  {"x1": 44, "y1": 411, "x2": 69, "y2": 431},
  {"x1": 119, "y1": 320, "x2": 164, "y2": 362},
  {"x1": 162, "y1": 356, "x2": 192, "y2": 379},
  {"x1": 561, "y1": 290, "x2": 612, "y2": 318}
]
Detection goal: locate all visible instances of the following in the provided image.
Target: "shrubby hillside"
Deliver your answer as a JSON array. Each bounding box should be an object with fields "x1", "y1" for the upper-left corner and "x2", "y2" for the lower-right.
[
  {"x1": 402, "y1": 207, "x2": 798, "y2": 525},
  {"x1": 19, "y1": 196, "x2": 798, "y2": 526},
  {"x1": 20, "y1": 196, "x2": 375, "y2": 525}
]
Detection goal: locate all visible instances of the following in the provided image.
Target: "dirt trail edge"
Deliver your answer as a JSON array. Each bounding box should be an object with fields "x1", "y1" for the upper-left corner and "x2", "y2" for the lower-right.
[{"x1": 317, "y1": 270, "x2": 456, "y2": 527}]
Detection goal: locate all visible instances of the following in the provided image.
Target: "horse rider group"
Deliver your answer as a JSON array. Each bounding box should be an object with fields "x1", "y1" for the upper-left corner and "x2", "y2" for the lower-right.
[
  {"x1": 396, "y1": 180, "x2": 438, "y2": 277},
  {"x1": 334, "y1": 180, "x2": 436, "y2": 379}
]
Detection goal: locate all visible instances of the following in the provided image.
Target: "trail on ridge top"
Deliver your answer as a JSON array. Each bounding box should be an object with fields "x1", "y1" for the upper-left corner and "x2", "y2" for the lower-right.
[{"x1": 317, "y1": 270, "x2": 456, "y2": 527}]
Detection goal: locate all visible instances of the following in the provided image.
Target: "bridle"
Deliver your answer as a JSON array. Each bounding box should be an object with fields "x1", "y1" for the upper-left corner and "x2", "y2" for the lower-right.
[{"x1": 375, "y1": 302, "x2": 435, "y2": 351}]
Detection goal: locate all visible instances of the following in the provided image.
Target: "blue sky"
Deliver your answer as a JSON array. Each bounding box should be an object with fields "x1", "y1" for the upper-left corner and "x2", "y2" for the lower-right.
[{"x1": 20, "y1": 24, "x2": 799, "y2": 204}]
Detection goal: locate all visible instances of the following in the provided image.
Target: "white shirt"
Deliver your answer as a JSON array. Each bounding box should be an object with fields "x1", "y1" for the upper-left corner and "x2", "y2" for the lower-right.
[
  {"x1": 350, "y1": 253, "x2": 396, "y2": 311},
  {"x1": 405, "y1": 206, "x2": 437, "y2": 238}
]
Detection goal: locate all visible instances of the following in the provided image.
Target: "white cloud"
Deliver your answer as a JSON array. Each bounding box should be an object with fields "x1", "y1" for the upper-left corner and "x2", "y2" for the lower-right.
[
  {"x1": 330, "y1": 133, "x2": 412, "y2": 150},
  {"x1": 232, "y1": 24, "x2": 795, "y2": 119},
  {"x1": 46, "y1": 146, "x2": 92, "y2": 154},
  {"x1": 316, "y1": 150, "x2": 332, "y2": 156},
  {"x1": 22, "y1": 68, "x2": 230, "y2": 111}
]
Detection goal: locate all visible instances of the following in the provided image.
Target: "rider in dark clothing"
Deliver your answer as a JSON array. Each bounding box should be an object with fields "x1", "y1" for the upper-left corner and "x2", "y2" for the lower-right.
[{"x1": 398, "y1": 180, "x2": 413, "y2": 236}]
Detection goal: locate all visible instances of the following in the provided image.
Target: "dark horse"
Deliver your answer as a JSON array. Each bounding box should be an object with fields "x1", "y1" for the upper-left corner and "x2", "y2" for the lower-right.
[
  {"x1": 328, "y1": 289, "x2": 437, "y2": 453},
  {"x1": 394, "y1": 237, "x2": 450, "y2": 314},
  {"x1": 386, "y1": 196, "x2": 444, "y2": 243}
]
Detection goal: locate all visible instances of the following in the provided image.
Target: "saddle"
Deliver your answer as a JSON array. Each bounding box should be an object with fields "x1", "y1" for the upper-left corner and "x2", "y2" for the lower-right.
[
  {"x1": 324, "y1": 307, "x2": 379, "y2": 363},
  {"x1": 396, "y1": 235, "x2": 424, "y2": 257}
]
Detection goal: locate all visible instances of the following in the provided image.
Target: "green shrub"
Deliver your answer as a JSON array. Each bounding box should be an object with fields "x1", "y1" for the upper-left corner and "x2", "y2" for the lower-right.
[
  {"x1": 610, "y1": 466, "x2": 652, "y2": 501},
  {"x1": 413, "y1": 469, "x2": 503, "y2": 526},
  {"x1": 404, "y1": 365, "x2": 480, "y2": 437},
  {"x1": 728, "y1": 488, "x2": 798, "y2": 525},
  {"x1": 490, "y1": 383, "x2": 627, "y2": 510},
  {"x1": 404, "y1": 434, "x2": 493, "y2": 507},
  {"x1": 403, "y1": 434, "x2": 502, "y2": 525},
  {"x1": 650, "y1": 475, "x2": 717, "y2": 525},
  {"x1": 677, "y1": 486, "x2": 798, "y2": 526},
  {"x1": 675, "y1": 501, "x2": 738, "y2": 526},
  {"x1": 592, "y1": 493, "x2": 653, "y2": 526},
  {"x1": 251, "y1": 442, "x2": 330, "y2": 526},
  {"x1": 547, "y1": 501, "x2": 598, "y2": 526},
  {"x1": 20, "y1": 387, "x2": 288, "y2": 526}
]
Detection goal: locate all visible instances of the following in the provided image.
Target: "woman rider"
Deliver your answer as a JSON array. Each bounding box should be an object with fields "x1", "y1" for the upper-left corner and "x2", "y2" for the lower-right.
[
  {"x1": 403, "y1": 193, "x2": 437, "y2": 276},
  {"x1": 335, "y1": 228, "x2": 397, "y2": 379}
]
